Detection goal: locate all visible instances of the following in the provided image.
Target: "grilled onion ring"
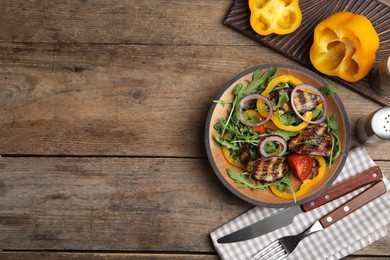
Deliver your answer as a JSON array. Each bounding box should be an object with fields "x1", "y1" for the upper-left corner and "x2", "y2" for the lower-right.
[
  {"x1": 239, "y1": 94, "x2": 273, "y2": 127},
  {"x1": 291, "y1": 84, "x2": 328, "y2": 124},
  {"x1": 258, "y1": 134, "x2": 287, "y2": 157}
]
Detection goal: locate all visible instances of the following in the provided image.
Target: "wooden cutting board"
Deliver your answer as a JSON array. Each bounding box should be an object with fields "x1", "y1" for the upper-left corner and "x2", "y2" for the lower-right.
[{"x1": 224, "y1": 0, "x2": 390, "y2": 106}]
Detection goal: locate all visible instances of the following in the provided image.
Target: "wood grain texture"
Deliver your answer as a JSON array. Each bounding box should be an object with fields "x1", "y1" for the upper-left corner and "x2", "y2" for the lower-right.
[
  {"x1": 0, "y1": 0, "x2": 246, "y2": 45},
  {"x1": 1, "y1": 252, "x2": 220, "y2": 260},
  {"x1": 0, "y1": 157, "x2": 247, "y2": 251},
  {"x1": 0, "y1": 252, "x2": 386, "y2": 260},
  {"x1": 0, "y1": 157, "x2": 389, "y2": 254},
  {"x1": 1, "y1": 43, "x2": 390, "y2": 158}
]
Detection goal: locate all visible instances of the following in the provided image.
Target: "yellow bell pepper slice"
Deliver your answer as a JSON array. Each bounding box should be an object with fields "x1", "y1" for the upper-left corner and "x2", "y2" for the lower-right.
[
  {"x1": 221, "y1": 133, "x2": 244, "y2": 169},
  {"x1": 310, "y1": 11, "x2": 380, "y2": 82},
  {"x1": 270, "y1": 155, "x2": 327, "y2": 200},
  {"x1": 270, "y1": 111, "x2": 313, "y2": 132},
  {"x1": 243, "y1": 110, "x2": 279, "y2": 131},
  {"x1": 248, "y1": 0, "x2": 302, "y2": 36},
  {"x1": 257, "y1": 74, "x2": 303, "y2": 118},
  {"x1": 262, "y1": 75, "x2": 303, "y2": 96}
]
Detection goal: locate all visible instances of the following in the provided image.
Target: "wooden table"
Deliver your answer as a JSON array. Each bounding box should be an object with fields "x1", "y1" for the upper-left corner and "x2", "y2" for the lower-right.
[{"x1": 0, "y1": 1, "x2": 389, "y2": 259}]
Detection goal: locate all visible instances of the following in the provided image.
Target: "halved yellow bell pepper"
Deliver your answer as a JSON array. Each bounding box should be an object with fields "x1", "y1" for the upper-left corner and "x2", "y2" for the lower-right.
[
  {"x1": 248, "y1": 0, "x2": 302, "y2": 36},
  {"x1": 270, "y1": 155, "x2": 327, "y2": 200},
  {"x1": 310, "y1": 11, "x2": 380, "y2": 82}
]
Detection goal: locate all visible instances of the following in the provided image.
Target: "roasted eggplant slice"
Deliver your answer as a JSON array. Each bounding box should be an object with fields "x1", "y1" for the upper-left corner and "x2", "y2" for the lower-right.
[
  {"x1": 292, "y1": 89, "x2": 323, "y2": 114},
  {"x1": 246, "y1": 157, "x2": 288, "y2": 182},
  {"x1": 288, "y1": 123, "x2": 332, "y2": 157}
]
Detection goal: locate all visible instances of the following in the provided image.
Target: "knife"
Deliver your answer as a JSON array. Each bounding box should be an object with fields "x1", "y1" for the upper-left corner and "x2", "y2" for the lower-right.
[{"x1": 217, "y1": 166, "x2": 383, "y2": 244}]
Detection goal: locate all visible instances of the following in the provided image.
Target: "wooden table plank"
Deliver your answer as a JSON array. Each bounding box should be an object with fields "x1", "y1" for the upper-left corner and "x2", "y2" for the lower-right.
[
  {"x1": 0, "y1": 0, "x2": 249, "y2": 45},
  {"x1": 0, "y1": 157, "x2": 245, "y2": 251},
  {"x1": 1, "y1": 43, "x2": 389, "y2": 158},
  {"x1": 1, "y1": 252, "x2": 220, "y2": 260},
  {"x1": 0, "y1": 157, "x2": 389, "y2": 254},
  {"x1": 0, "y1": 252, "x2": 386, "y2": 260}
]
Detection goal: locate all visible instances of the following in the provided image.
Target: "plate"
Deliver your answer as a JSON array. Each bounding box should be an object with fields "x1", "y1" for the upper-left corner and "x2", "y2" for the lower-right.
[{"x1": 205, "y1": 64, "x2": 351, "y2": 207}]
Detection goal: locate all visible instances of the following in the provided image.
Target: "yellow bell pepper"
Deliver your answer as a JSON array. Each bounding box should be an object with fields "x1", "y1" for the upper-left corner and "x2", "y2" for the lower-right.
[
  {"x1": 270, "y1": 156, "x2": 327, "y2": 200},
  {"x1": 243, "y1": 110, "x2": 279, "y2": 131},
  {"x1": 270, "y1": 112, "x2": 313, "y2": 132},
  {"x1": 221, "y1": 133, "x2": 244, "y2": 169},
  {"x1": 262, "y1": 74, "x2": 303, "y2": 96},
  {"x1": 248, "y1": 0, "x2": 302, "y2": 36},
  {"x1": 310, "y1": 11, "x2": 380, "y2": 82}
]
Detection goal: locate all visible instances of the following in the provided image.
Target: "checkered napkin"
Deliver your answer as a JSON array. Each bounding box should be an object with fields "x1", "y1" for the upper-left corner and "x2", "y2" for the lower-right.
[{"x1": 210, "y1": 146, "x2": 390, "y2": 260}]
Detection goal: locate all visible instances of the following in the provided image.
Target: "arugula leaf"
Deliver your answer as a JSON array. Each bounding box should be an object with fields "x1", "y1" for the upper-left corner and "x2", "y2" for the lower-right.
[
  {"x1": 311, "y1": 109, "x2": 323, "y2": 120},
  {"x1": 252, "y1": 68, "x2": 262, "y2": 80},
  {"x1": 326, "y1": 114, "x2": 338, "y2": 134},
  {"x1": 273, "y1": 91, "x2": 289, "y2": 110},
  {"x1": 213, "y1": 99, "x2": 233, "y2": 107},
  {"x1": 278, "y1": 112, "x2": 301, "y2": 126},
  {"x1": 274, "y1": 174, "x2": 297, "y2": 203},
  {"x1": 213, "y1": 135, "x2": 237, "y2": 150},
  {"x1": 245, "y1": 67, "x2": 277, "y2": 95},
  {"x1": 272, "y1": 83, "x2": 292, "y2": 91},
  {"x1": 319, "y1": 84, "x2": 338, "y2": 96},
  {"x1": 273, "y1": 129, "x2": 299, "y2": 140},
  {"x1": 273, "y1": 175, "x2": 290, "y2": 191},
  {"x1": 325, "y1": 114, "x2": 341, "y2": 165},
  {"x1": 233, "y1": 83, "x2": 245, "y2": 95},
  {"x1": 264, "y1": 141, "x2": 281, "y2": 155},
  {"x1": 227, "y1": 169, "x2": 270, "y2": 190},
  {"x1": 213, "y1": 119, "x2": 226, "y2": 135}
]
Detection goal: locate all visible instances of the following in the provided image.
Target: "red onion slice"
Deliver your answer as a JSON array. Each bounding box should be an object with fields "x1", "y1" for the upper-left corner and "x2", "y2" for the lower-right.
[
  {"x1": 290, "y1": 84, "x2": 328, "y2": 124},
  {"x1": 239, "y1": 94, "x2": 273, "y2": 127},
  {"x1": 258, "y1": 134, "x2": 287, "y2": 157}
]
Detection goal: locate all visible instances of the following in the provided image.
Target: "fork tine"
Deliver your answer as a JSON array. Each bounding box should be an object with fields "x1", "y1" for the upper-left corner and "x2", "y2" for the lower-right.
[
  {"x1": 250, "y1": 240, "x2": 279, "y2": 260},
  {"x1": 250, "y1": 240, "x2": 287, "y2": 260},
  {"x1": 272, "y1": 251, "x2": 288, "y2": 260},
  {"x1": 260, "y1": 249, "x2": 287, "y2": 260}
]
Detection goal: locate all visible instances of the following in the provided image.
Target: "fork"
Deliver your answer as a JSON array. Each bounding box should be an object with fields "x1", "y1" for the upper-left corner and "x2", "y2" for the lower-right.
[{"x1": 251, "y1": 181, "x2": 386, "y2": 260}]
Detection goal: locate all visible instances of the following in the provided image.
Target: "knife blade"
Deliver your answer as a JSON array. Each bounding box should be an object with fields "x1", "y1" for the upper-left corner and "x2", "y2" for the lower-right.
[{"x1": 217, "y1": 166, "x2": 382, "y2": 244}]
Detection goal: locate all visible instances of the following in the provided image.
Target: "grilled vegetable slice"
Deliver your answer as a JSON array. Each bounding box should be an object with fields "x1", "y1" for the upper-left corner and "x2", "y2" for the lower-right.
[
  {"x1": 288, "y1": 123, "x2": 332, "y2": 157},
  {"x1": 246, "y1": 157, "x2": 288, "y2": 182}
]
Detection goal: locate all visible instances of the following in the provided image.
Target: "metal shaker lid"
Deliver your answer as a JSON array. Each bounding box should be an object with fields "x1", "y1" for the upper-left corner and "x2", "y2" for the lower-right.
[{"x1": 371, "y1": 107, "x2": 390, "y2": 140}]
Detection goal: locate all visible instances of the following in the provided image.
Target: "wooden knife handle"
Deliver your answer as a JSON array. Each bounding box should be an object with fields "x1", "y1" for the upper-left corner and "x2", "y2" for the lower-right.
[
  {"x1": 301, "y1": 166, "x2": 383, "y2": 212},
  {"x1": 319, "y1": 180, "x2": 387, "y2": 228}
]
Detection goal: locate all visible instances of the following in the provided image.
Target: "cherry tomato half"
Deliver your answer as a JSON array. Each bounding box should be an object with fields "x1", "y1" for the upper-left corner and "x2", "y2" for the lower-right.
[
  {"x1": 286, "y1": 154, "x2": 313, "y2": 182},
  {"x1": 254, "y1": 125, "x2": 266, "y2": 134}
]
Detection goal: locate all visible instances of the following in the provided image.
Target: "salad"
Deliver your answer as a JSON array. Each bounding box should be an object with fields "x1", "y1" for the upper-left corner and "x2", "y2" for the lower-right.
[{"x1": 213, "y1": 67, "x2": 341, "y2": 202}]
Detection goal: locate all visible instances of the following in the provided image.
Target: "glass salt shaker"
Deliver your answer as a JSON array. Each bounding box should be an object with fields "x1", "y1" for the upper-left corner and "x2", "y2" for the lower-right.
[
  {"x1": 370, "y1": 56, "x2": 390, "y2": 95},
  {"x1": 355, "y1": 107, "x2": 390, "y2": 145}
]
